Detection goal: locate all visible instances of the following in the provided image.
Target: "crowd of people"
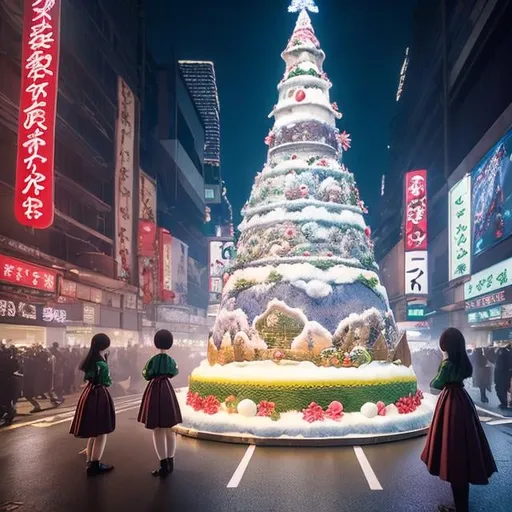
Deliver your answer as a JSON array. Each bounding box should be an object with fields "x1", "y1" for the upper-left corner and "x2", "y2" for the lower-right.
[
  {"x1": 469, "y1": 343, "x2": 512, "y2": 408},
  {"x1": 0, "y1": 339, "x2": 202, "y2": 426},
  {"x1": 411, "y1": 342, "x2": 512, "y2": 409}
]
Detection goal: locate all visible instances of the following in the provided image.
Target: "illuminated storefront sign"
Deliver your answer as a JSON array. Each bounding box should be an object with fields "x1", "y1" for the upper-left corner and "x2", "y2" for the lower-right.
[
  {"x1": 171, "y1": 237, "x2": 188, "y2": 306},
  {"x1": 159, "y1": 229, "x2": 173, "y2": 301},
  {"x1": 139, "y1": 171, "x2": 156, "y2": 222},
  {"x1": 138, "y1": 171, "x2": 157, "y2": 306},
  {"x1": 14, "y1": 0, "x2": 61, "y2": 229},
  {"x1": 396, "y1": 47, "x2": 409, "y2": 102},
  {"x1": 0, "y1": 298, "x2": 66, "y2": 325},
  {"x1": 209, "y1": 239, "x2": 235, "y2": 303},
  {"x1": 465, "y1": 287, "x2": 512, "y2": 312},
  {"x1": 404, "y1": 251, "x2": 428, "y2": 295},
  {"x1": 467, "y1": 306, "x2": 502, "y2": 324},
  {"x1": 114, "y1": 77, "x2": 137, "y2": 281},
  {"x1": 472, "y1": 128, "x2": 512, "y2": 256},
  {"x1": 405, "y1": 170, "x2": 427, "y2": 251},
  {"x1": 448, "y1": 175, "x2": 471, "y2": 280},
  {"x1": 407, "y1": 304, "x2": 426, "y2": 321},
  {"x1": 464, "y1": 257, "x2": 512, "y2": 300},
  {"x1": 0, "y1": 254, "x2": 57, "y2": 292},
  {"x1": 404, "y1": 170, "x2": 428, "y2": 296}
]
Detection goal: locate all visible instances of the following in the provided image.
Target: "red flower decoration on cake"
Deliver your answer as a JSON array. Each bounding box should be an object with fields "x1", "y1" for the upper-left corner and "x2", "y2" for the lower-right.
[
  {"x1": 202, "y1": 395, "x2": 221, "y2": 415},
  {"x1": 187, "y1": 391, "x2": 204, "y2": 412},
  {"x1": 338, "y1": 130, "x2": 352, "y2": 152},
  {"x1": 325, "y1": 401, "x2": 344, "y2": 421},
  {"x1": 257, "y1": 401, "x2": 276, "y2": 417},
  {"x1": 302, "y1": 402, "x2": 325, "y2": 423}
]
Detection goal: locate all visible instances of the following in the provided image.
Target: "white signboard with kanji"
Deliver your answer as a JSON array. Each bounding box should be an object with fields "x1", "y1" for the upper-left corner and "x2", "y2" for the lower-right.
[
  {"x1": 405, "y1": 251, "x2": 428, "y2": 295},
  {"x1": 464, "y1": 257, "x2": 512, "y2": 300},
  {"x1": 449, "y1": 175, "x2": 471, "y2": 280}
]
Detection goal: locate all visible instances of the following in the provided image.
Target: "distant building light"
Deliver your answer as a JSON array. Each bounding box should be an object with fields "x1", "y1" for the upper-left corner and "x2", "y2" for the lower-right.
[{"x1": 396, "y1": 47, "x2": 409, "y2": 102}]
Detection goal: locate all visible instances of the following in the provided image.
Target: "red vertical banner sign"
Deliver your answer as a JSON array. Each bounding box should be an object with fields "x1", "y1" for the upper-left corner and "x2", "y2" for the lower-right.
[
  {"x1": 404, "y1": 170, "x2": 428, "y2": 251},
  {"x1": 14, "y1": 0, "x2": 61, "y2": 229},
  {"x1": 404, "y1": 170, "x2": 429, "y2": 296},
  {"x1": 159, "y1": 228, "x2": 175, "y2": 302}
]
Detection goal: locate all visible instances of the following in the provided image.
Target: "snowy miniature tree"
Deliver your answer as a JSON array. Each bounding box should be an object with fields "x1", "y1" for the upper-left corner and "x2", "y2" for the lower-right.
[
  {"x1": 213, "y1": 5, "x2": 399, "y2": 355},
  {"x1": 184, "y1": 4, "x2": 426, "y2": 437}
]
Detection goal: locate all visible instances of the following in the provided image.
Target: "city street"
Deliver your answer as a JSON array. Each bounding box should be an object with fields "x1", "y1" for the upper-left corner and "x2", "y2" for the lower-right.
[{"x1": 1, "y1": 396, "x2": 511, "y2": 512}]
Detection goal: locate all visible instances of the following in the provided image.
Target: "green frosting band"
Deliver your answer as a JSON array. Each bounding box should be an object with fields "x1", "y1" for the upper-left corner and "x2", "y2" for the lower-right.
[{"x1": 189, "y1": 378, "x2": 417, "y2": 413}]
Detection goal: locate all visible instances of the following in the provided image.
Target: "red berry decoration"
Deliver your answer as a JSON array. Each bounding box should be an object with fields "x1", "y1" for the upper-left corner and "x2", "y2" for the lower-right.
[
  {"x1": 295, "y1": 89, "x2": 306, "y2": 102},
  {"x1": 365, "y1": 226, "x2": 371, "y2": 238}
]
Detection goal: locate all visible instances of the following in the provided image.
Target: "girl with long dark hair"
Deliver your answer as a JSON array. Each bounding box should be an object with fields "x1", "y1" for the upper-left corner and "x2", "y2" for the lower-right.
[
  {"x1": 137, "y1": 329, "x2": 182, "y2": 477},
  {"x1": 421, "y1": 328, "x2": 497, "y2": 511},
  {"x1": 70, "y1": 333, "x2": 116, "y2": 477}
]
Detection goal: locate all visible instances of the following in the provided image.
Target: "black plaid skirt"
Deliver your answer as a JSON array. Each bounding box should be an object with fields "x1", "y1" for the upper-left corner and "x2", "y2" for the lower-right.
[
  {"x1": 69, "y1": 382, "x2": 116, "y2": 439},
  {"x1": 137, "y1": 376, "x2": 182, "y2": 430}
]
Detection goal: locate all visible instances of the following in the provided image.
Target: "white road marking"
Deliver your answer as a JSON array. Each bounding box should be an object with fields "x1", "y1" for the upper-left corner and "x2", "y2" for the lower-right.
[
  {"x1": 475, "y1": 405, "x2": 506, "y2": 419},
  {"x1": 227, "y1": 445, "x2": 256, "y2": 489},
  {"x1": 353, "y1": 446, "x2": 383, "y2": 491},
  {"x1": 487, "y1": 418, "x2": 512, "y2": 426}
]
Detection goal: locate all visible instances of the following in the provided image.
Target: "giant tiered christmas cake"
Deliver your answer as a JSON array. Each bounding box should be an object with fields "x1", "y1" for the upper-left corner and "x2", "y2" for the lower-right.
[{"x1": 179, "y1": 1, "x2": 433, "y2": 442}]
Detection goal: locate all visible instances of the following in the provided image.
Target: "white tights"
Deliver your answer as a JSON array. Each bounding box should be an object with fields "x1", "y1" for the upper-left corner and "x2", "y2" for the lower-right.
[
  {"x1": 86, "y1": 434, "x2": 108, "y2": 462},
  {"x1": 152, "y1": 428, "x2": 177, "y2": 461}
]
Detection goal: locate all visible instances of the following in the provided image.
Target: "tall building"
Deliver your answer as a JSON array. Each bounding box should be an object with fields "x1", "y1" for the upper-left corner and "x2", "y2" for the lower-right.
[
  {"x1": 178, "y1": 61, "x2": 221, "y2": 166},
  {"x1": 375, "y1": 0, "x2": 512, "y2": 343},
  {"x1": 0, "y1": 0, "x2": 143, "y2": 346},
  {"x1": 179, "y1": 60, "x2": 232, "y2": 233},
  {"x1": 178, "y1": 60, "x2": 233, "y2": 317}
]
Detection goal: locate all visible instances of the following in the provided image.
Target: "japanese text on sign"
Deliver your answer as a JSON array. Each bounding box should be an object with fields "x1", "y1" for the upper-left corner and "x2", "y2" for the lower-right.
[
  {"x1": 404, "y1": 170, "x2": 428, "y2": 251},
  {"x1": 0, "y1": 299, "x2": 66, "y2": 324},
  {"x1": 0, "y1": 254, "x2": 57, "y2": 292},
  {"x1": 465, "y1": 289, "x2": 508, "y2": 312},
  {"x1": 449, "y1": 175, "x2": 471, "y2": 280},
  {"x1": 405, "y1": 251, "x2": 428, "y2": 295},
  {"x1": 115, "y1": 77, "x2": 136, "y2": 282},
  {"x1": 464, "y1": 257, "x2": 512, "y2": 300},
  {"x1": 14, "y1": 0, "x2": 61, "y2": 229}
]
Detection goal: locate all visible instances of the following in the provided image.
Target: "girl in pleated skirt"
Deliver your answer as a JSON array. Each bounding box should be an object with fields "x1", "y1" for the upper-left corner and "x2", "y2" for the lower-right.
[
  {"x1": 138, "y1": 329, "x2": 182, "y2": 477},
  {"x1": 70, "y1": 333, "x2": 115, "y2": 477}
]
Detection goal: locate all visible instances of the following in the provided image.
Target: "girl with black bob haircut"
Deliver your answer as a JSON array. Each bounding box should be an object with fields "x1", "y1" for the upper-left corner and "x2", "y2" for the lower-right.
[
  {"x1": 70, "y1": 333, "x2": 116, "y2": 477},
  {"x1": 137, "y1": 329, "x2": 182, "y2": 477},
  {"x1": 421, "y1": 328, "x2": 497, "y2": 512}
]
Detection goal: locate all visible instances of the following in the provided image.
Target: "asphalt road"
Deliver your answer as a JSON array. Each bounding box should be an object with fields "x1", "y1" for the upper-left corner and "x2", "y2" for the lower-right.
[{"x1": 1, "y1": 395, "x2": 511, "y2": 512}]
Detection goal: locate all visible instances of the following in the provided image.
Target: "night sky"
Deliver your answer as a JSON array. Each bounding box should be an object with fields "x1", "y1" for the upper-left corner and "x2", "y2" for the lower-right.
[{"x1": 146, "y1": 0, "x2": 415, "y2": 230}]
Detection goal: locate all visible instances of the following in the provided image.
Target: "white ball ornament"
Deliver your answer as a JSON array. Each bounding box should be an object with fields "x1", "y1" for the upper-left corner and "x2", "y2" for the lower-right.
[
  {"x1": 237, "y1": 399, "x2": 257, "y2": 417},
  {"x1": 360, "y1": 402, "x2": 378, "y2": 419}
]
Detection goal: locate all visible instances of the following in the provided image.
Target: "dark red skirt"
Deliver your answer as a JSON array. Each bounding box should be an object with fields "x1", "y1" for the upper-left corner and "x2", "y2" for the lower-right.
[
  {"x1": 69, "y1": 383, "x2": 116, "y2": 439},
  {"x1": 137, "y1": 376, "x2": 182, "y2": 430},
  {"x1": 421, "y1": 383, "x2": 497, "y2": 485}
]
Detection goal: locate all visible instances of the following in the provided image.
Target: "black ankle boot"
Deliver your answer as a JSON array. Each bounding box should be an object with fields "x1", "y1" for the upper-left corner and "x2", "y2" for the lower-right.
[
  {"x1": 166, "y1": 458, "x2": 174, "y2": 474},
  {"x1": 152, "y1": 459, "x2": 169, "y2": 477},
  {"x1": 87, "y1": 460, "x2": 113, "y2": 477}
]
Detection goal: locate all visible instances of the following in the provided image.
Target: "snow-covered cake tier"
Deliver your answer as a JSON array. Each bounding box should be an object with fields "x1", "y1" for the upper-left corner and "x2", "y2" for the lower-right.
[
  {"x1": 278, "y1": 75, "x2": 331, "y2": 97},
  {"x1": 180, "y1": 387, "x2": 434, "y2": 440},
  {"x1": 188, "y1": 360, "x2": 416, "y2": 414},
  {"x1": 248, "y1": 165, "x2": 359, "y2": 210},
  {"x1": 281, "y1": 45, "x2": 326, "y2": 70},
  {"x1": 268, "y1": 120, "x2": 340, "y2": 151},
  {"x1": 271, "y1": 87, "x2": 341, "y2": 128},
  {"x1": 183, "y1": 9, "x2": 429, "y2": 441}
]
